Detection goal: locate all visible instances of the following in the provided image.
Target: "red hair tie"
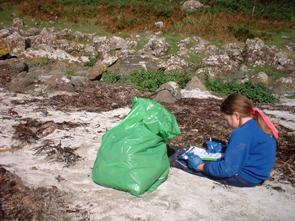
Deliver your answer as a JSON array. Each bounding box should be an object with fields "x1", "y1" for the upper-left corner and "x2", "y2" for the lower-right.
[{"x1": 252, "y1": 107, "x2": 279, "y2": 139}]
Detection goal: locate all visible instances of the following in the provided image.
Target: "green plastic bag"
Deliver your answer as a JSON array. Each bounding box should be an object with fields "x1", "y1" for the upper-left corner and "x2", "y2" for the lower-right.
[{"x1": 92, "y1": 97, "x2": 180, "y2": 196}]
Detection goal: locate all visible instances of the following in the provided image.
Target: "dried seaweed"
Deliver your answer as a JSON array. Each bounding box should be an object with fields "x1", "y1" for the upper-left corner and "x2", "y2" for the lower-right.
[
  {"x1": 0, "y1": 166, "x2": 90, "y2": 221},
  {"x1": 13, "y1": 118, "x2": 82, "y2": 144},
  {"x1": 33, "y1": 140, "x2": 81, "y2": 167}
]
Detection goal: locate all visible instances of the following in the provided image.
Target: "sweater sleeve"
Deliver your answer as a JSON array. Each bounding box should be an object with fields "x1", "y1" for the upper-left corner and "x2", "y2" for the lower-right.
[{"x1": 204, "y1": 130, "x2": 249, "y2": 177}]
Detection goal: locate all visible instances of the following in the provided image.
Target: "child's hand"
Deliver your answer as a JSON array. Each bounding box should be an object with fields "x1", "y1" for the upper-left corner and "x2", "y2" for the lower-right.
[
  {"x1": 187, "y1": 153, "x2": 203, "y2": 172},
  {"x1": 206, "y1": 140, "x2": 223, "y2": 153}
]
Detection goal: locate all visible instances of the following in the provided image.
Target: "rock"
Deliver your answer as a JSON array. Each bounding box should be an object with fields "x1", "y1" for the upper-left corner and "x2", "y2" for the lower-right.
[
  {"x1": 86, "y1": 61, "x2": 106, "y2": 80},
  {"x1": 26, "y1": 27, "x2": 40, "y2": 36},
  {"x1": 144, "y1": 35, "x2": 169, "y2": 57},
  {"x1": 239, "y1": 64, "x2": 249, "y2": 73},
  {"x1": 108, "y1": 54, "x2": 158, "y2": 75},
  {"x1": 224, "y1": 43, "x2": 244, "y2": 63},
  {"x1": 70, "y1": 76, "x2": 86, "y2": 87},
  {"x1": 11, "y1": 18, "x2": 24, "y2": 30},
  {"x1": 243, "y1": 38, "x2": 274, "y2": 67},
  {"x1": 45, "y1": 73, "x2": 69, "y2": 87},
  {"x1": 0, "y1": 29, "x2": 10, "y2": 38},
  {"x1": 153, "y1": 81, "x2": 181, "y2": 104},
  {"x1": 181, "y1": 0, "x2": 205, "y2": 13},
  {"x1": 285, "y1": 43, "x2": 295, "y2": 53},
  {"x1": 206, "y1": 45, "x2": 221, "y2": 55},
  {"x1": 0, "y1": 58, "x2": 28, "y2": 77},
  {"x1": 5, "y1": 32, "x2": 26, "y2": 54},
  {"x1": 155, "y1": 21, "x2": 164, "y2": 29},
  {"x1": 177, "y1": 37, "x2": 191, "y2": 57},
  {"x1": 158, "y1": 55, "x2": 188, "y2": 72},
  {"x1": 7, "y1": 71, "x2": 39, "y2": 92},
  {"x1": 274, "y1": 51, "x2": 294, "y2": 70},
  {"x1": 102, "y1": 54, "x2": 118, "y2": 67},
  {"x1": 84, "y1": 45, "x2": 96, "y2": 58},
  {"x1": 0, "y1": 37, "x2": 11, "y2": 58},
  {"x1": 251, "y1": 71, "x2": 270, "y2": 85},
  {"x1": 93, "y1": 36, "x2": 107, "y2": 44},
  {"x1": 31, "y1": 28, "x2": 56, "y2": 48},
  {"x1": 109, "y1": 36, "x2": 128, "y2": 50},
  {"x1": 202, "y1": 53, "x2": 237, "y2": 72},
  {"x1": 185, "y1": 76, "x2": 206, "y2": 90},
  {"x1": 93, "y1": 36, "x2": 110, "y2": 55},
  {"x1": 272, "y1": 71, "x2": 295, "y2": 94},
  {"x1": 190, "y1": 36, "x2": 209, "y2": 53},
  {"x1": 24, "y1": 45, "x2": 82, "y2": 63},
  {"x1": 243, "y1": 38, "x2": 294, "y2": 70}
]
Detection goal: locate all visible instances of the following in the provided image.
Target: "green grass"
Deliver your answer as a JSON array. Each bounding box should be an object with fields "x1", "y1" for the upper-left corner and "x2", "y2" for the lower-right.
[
  {"x1": 0, "y1": 2, "x2": 107, "y2": 35},
  {"x1": 205, "y1": 77, "x2": 277, "y2": 103},
  {"x1": 186, "y1": 52, "x2": 207, "y2": 66},
  {"x1": 0, "y1": 4, "x2": 19, "y2": 27},
  {"x1": 66, "y1": 69, "x2": 76, "y2": 77},
  {"x1": 84, "y1": 57, "x2": 98, "y2": 67},
  {"x1": 135, "y1": 35, "x2": 149, "y2": 51},
  {"x1": 57, "y1": 0, "x2": 295, "y2": 20},
  {"x1": 202, "y1": 0, "x2": 295, "y2": 20},
  {"x1": 103, "y1": 71, "x2": 123, "y2": 84},
  {"x1": 265, "y1": 29, "x2": 295, "y2": 46},
  {"x1": 164, "y1": 33, "x2": 188, "y2": 54}
]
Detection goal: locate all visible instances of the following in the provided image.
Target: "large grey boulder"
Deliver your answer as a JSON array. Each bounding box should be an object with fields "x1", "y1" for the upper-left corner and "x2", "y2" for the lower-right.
[
  {"x1": 185, "y1": 76, "x2": 207, "y2": 91},
  {"x1": 181, "y1": 0, "x2": 205, "y2": 13},
  {"x1": 251, "y1": 71, "x2": 270, "y2": 85},
  {"x1": 153, "y1": 81, "x2": 182, "y2": 104}
]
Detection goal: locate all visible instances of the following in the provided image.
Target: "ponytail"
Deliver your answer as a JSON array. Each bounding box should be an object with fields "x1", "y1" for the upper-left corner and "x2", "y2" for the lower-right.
[{"x1": 252, "y1": 108, "x2": 279, "y2": 139}]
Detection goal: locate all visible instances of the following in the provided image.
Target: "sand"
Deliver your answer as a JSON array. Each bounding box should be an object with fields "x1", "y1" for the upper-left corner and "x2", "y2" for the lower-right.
[{"x1": 1, "y1": 89, "x2": 295, "y2": 221}]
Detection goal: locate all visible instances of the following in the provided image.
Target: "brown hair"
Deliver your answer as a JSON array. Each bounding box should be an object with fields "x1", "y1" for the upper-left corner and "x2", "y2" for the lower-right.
[{"x1": 220, "y1": 93, "x2": 272, "y2": 135}]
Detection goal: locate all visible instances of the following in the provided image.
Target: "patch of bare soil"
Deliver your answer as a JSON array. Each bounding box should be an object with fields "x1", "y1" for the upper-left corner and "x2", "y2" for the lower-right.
[{"x1": 0, "y1": 166, "x2": 89, "y2": 221}]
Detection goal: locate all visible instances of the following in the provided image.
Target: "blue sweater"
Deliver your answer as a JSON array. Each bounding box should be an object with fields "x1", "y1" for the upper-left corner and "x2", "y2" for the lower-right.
[{"x1": 204, "y1": 119, "x2": 276, "y2": 184}]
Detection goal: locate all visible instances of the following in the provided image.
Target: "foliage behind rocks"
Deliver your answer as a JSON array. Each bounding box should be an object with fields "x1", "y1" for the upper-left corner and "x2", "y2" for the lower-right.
[{"x1": 205, "y1": 78, "x2": 278, "y2": 103}]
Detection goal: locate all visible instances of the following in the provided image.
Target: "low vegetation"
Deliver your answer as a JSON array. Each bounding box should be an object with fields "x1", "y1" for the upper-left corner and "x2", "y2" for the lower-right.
[
  {"x1": 205, "y1": 77, "x2": 277, "y2": 103},
  {"x1": 103, "y1": 70, "x2": 192, "y2": 92}
]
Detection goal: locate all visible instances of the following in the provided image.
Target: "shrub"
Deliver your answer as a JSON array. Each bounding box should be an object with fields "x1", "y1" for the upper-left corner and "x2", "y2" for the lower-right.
[
  {"x1": 84, "y1": 57, "x2": 97, "y2": 67},
  {"x1": 205, "y1": 78, "x2": 277, "y2": 103},
  {"x1": 127, "y1": 70, "x2": 192, "y2": 92},
  {"x1": 103, "y1": 70, "x2": 192, "y2": 92},
  {"x1": 102, "y1": 71, "x2": 122, "y2": 84}
]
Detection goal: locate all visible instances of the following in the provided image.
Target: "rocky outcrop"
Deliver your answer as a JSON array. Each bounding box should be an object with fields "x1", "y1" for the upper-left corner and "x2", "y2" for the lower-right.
[
  {"x1": 143, "y1": 34, "x2": 170, "y2": 57},
  {"x1": 243, "y1": 38, "x2": 294, "y2": 70},
  {"x1": 1, "y1": 18, "x2": 294, "y2": 95}
]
